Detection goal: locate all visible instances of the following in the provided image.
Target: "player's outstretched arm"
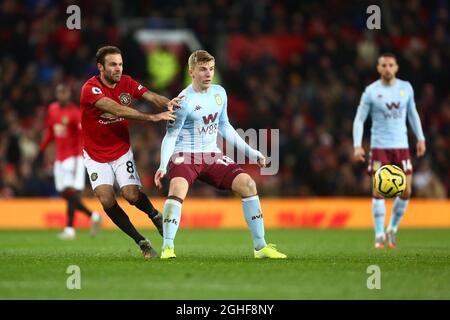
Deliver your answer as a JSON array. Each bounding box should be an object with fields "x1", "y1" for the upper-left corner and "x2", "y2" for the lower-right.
[
  {"x1": 166, "y1": 95, "x2": 184, "y2": 111},
  {"x1": 141, "y1": 91, "x2": 184, "y2": 111},
  {"x1": 94, "y1": 97, "x2": 176, "y2": 122}
]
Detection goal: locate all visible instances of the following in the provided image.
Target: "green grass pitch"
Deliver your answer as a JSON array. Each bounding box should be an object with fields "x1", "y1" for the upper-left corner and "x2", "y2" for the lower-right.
[{"x1": 0, "y1": 229, "x2": 449, "y2": 299}]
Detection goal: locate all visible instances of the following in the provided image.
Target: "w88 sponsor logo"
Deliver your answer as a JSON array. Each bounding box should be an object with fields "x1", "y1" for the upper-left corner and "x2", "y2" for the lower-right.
[
  {"x1": 197, "y1": 112, "x2": 219, "y2": 135},
  {"x1": 383, "y1": 110, "x2": 402, "y2": 119},
  {"x1": 197, "y1": 123, "x2": 218, "y2": 135}
]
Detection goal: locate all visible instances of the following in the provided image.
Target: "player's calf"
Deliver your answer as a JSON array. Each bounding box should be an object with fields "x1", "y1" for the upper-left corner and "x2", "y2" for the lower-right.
[{"x1": 150, "y1": 212, "x2": 164, "y2": 237}]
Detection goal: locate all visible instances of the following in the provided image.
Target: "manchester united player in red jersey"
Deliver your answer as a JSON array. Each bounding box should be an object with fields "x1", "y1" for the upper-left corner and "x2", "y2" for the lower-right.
[
  {"x1": 80, "y1": 45, "x2": 179, "y2": 259},
  {"x1": 38, "y1": 84, "x2": 101, "y2": 240}
]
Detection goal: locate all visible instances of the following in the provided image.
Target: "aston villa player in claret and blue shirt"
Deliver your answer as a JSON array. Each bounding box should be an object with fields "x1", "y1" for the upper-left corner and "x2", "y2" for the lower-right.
[
  {"x1": 155, "y1": 50, "x2": 287, "y2": 260},
  {"x1": 353, "y1": 53, "x2": 426, "y2": 249}
]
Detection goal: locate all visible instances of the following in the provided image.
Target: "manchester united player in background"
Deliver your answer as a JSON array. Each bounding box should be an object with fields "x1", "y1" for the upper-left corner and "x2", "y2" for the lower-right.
[
  {"x1": 38, "y1": 84, "x2": 102, "y2": 240},
  {"x1": 80, "y1": 45, "x2": 180, "y2": 259}
]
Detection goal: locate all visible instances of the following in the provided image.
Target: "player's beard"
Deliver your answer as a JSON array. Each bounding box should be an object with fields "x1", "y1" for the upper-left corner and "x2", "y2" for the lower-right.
[
  {"x1": 105, "y1": 71, "x2": 121, "y2": 84},
  {"x1": 59, "y1": 99, "x2": 70, "y2": 106},
  {"x1": 381, "y1": 73, "x2": 395, "y2": 84},
  {"x1": 382, "y1": 72, "x2": 393, "y2": 80}
]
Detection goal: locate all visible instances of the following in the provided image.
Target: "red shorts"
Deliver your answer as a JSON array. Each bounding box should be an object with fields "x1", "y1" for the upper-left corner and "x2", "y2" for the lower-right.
[
  {"x1": 168, "y1": 152, "x2": 246, "y2": 190},
  {"x1": 367, "y1": 148, "x2": 413, "y2": 175}
]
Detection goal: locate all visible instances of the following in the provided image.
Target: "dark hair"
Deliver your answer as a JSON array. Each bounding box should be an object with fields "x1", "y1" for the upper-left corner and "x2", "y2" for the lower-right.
[
  {"x1": 379, "y1": 52, "x2": 397, "y2": 61},
  {"x1": 96, "y1": 46, "x2": 121, "y2": 65}
]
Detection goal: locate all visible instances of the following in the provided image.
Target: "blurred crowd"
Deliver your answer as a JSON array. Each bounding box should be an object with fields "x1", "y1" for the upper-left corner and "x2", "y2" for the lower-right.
[{"x1": 0, "y1": 0, "x2": 449, "y2": 198}]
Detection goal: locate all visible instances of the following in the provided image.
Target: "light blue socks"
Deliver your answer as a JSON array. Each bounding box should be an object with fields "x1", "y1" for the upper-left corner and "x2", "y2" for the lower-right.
[
  {"x1": 372, "y1": 198, "x2": 386, "y2": 237},
  {"x1": 242, "y1": 195, "x2": 267, "y2": 250},
  {"x1": 388, "y1": 198, "x2": 409, "y2": 232},
  {"x1": 162, "y1": 199, "x2": 182, "y2": 248}
]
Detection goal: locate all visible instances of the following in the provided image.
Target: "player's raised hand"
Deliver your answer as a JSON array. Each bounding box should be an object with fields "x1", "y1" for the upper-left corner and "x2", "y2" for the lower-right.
[
  {"x1": 154, "y1": 169, "x2": 166, "y2": 189},
  {"x1": 167, "y1": 95, "x2": 184, "y2": 112},
  {"x1": 353, "y1": 147, "x2": 366, "y2": 162},
  {"x1": 417, "y1": 140, "x2": 426, "y2": 157},
  {"x1": 152, "y1": 111, "x2": 176, "y2": 122}
]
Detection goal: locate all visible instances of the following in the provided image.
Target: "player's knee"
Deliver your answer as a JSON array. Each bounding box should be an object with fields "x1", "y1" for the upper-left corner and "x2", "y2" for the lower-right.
[
  {"x1": 247, "y1": 178, "x2": 257, "y2": 195},
  {"x1": 234, "y1": 174, "x2": 257, "y2": 197},
  {"x1": 169, "y1": 178, "x2": 189, "y2": 199},
  {"x1": 97, "y1": 194, "x2": 116, "y2": 209},
  {"x1": 123, "y1": 189, "x2": 140, "y2": 205}
]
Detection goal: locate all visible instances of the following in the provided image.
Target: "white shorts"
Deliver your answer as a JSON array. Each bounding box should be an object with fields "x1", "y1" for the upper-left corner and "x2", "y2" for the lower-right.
[
  {"x1": 83, "y1": 148, "x2": 142, "y2": 191},
  {"x1": 54, "y1": 156, "x2": 86, "y2": 192}
]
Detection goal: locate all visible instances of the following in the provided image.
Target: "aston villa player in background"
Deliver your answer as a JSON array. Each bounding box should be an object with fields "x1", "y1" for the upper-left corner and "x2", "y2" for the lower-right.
[
  {"x1": 353, "y1": 53, "x2": 426, "y2": 249},
  {"x1": 80, "y1": 45, "x2": 180, "y2": 258},
  {"x1": 38, "y1": 84, "x2": 101, "y2": 240}
]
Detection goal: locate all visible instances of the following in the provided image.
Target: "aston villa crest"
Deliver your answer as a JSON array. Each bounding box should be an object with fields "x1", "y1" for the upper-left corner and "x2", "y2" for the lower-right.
[{"x1": 214, "y1": 94, "x2": 222, "y2": 105}]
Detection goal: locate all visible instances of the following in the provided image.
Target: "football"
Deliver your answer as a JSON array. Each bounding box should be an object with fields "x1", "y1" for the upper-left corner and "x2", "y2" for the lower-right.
[{"x1": 373, "y1": 164, "x2": 407, "y2": 198}]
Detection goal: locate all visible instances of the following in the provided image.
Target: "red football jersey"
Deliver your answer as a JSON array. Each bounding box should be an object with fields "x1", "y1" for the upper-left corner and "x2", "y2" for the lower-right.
[
  {"x1": 79, "y1": 75, "x2": 148, "y2": 162},
  {"x1": 40, "y1": 102, "x2": 83, "y2": 161}
]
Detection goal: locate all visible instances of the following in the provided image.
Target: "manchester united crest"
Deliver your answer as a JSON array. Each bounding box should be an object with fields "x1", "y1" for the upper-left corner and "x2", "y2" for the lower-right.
[
  {"x1": 91, "y1": 173, "x2": 98, "y2": 181},
  {"x1": 119, "y1": 93, "x2": 131, "y2": 105},
  {"x1": 61, "y1": 116, "x2": 69, "y2": 125}
]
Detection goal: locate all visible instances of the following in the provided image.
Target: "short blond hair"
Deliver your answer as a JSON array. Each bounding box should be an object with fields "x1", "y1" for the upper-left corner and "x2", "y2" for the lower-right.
[{"x1": 188, "y1": 50, "x2": 215, "y2": 70}]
